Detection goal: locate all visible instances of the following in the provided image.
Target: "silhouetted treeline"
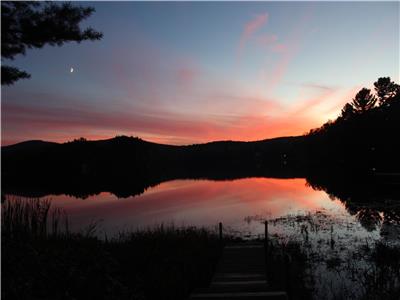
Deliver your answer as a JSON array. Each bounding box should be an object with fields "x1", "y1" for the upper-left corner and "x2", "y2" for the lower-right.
[
  {"x1": 303, "y1": 77, "x2": 400, "y2": 228},
  {"x1": 305, "y1": 77, "x2": 400, "y2": 174}
]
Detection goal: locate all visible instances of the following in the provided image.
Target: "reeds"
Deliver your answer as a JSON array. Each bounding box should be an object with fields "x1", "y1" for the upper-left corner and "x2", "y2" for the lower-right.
[
  {"x1": 1, "y1": 197, "x2": 225, "y2": 300},
  {"x1": 2, "y1": 197, "x2": 69, "y2": 239}
]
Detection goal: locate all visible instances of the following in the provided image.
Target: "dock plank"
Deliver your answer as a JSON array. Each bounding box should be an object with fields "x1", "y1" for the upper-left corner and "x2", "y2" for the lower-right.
[{"x1": 189, "y1": 242, "x2": 287, "y2": 299}]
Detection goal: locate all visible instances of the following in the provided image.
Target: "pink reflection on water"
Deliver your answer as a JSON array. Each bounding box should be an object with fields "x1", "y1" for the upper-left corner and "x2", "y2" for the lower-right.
[{"x1": 37, "y1": 178, "x2": 347, "y2": 235}]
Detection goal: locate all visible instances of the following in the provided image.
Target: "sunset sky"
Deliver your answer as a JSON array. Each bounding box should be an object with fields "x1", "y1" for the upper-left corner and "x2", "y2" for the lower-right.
[{"x1": 2, "y1": 1, "x2": 399, "y2": 146}]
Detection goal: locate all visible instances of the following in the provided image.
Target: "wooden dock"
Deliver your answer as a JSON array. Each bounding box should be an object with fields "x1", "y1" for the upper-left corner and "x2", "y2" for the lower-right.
[{"x1": 189, "y1": 239, "x2": 288, "y2": 300}]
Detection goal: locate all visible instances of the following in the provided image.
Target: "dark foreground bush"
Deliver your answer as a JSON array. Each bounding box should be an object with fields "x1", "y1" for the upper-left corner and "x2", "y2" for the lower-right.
[
  {"x1": 1, "y1": 198, "x2": 224, "y2": 300},
  {"x1": 362, "y1": 242, "x2": 400, "y2": 300},
  {"x1": 266, "y1": 238, "x2": 313, "y2": 300}
]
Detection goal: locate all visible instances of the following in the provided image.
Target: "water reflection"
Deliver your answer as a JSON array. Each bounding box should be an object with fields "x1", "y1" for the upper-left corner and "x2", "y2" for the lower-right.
[
  {"x1": 0, "y1": 179, "x2": 358, "y2": 232},
  {"x1": 4, "y1": 175, "x2": 399, "y2": 300},
  {"x1": 306, "y1": 173, "x2": 400, "y2": 238},
  {"x1": 4, "y1": 176, "x2": 400, "y2": 239}
]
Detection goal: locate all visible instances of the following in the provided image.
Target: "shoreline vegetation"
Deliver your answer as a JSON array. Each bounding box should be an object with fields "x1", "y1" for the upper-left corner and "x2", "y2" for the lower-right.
[
  {"x1": 2, "y1": 198, "x2": 400, "y2": 300},
  {"x1": 2, "y1": 198, "x2": 224, "y2": 300}
]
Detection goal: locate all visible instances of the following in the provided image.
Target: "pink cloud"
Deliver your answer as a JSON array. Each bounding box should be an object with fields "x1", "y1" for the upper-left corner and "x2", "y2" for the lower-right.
[
  {"x1": 253, "y1": 34, "x2": 288, "y2": 54},
  {"x1": 2, "y1": 73, "x2": 348, "y2": 147},
  {"x1": 256, "y1": 33, "x2": 278, "y2": 47},
  {"x1": 271, "y1": 43, "x2": 288, "y2": 53},
  {"x1": 200, "y1": 92, "x2": 283, "y2": 117},
  {"x1": 2, "y1": 98, "x2": 322, "y2": 146},
  {"x1": 264, "y1": 8, "x2": 314, "y2": 94},
  {"x1": 236, "y1": 10, "x2": 314, "y2": 95},
  {"x1": 238, "y1": 13, "x2": 269, "y2": 56},
  {"x1": 321, "y1": 86, "x2": 362, "y2": 117},
  {"x1": 290, "y1": 88, "x2": 336, "y2": 117},
  {"x1": 302, "y1": 83, "x2": 335, "y2": 92},
  {"x1": 175, "y1": 59, "x2": 199, "y2": 87},
  {"x1": 177, "y1": 68, "x2": 197, "y2": 84},
  {"x1": 2, "y1": 7, "x2": 346, "y2": 149}
]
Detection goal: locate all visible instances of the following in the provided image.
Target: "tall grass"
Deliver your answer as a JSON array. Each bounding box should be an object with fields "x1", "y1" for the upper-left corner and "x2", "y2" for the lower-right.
[
  {"x1": 2, "y1": 197, "x2": 224, "y2": 300},
  {"x1": 2, "y1": 197, "x2": 70, "y2": 239}
]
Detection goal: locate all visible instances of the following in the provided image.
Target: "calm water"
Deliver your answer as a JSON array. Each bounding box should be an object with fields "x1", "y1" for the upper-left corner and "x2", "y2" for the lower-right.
[
  {"x1": 5, "y1": 177, "x2": 393, "y2": 242},
  {"x1": 6, "y1": 177, "x2": 400, "y2": 299}
]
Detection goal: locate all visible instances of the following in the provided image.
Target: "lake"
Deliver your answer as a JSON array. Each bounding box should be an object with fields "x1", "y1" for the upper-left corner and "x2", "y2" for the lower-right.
[{"x1": 5, "y1": 177, "x2": 396, "y2": 243}]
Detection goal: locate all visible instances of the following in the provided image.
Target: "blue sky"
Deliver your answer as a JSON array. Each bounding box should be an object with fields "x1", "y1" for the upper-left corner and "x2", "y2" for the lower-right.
[{"x1": 2, "y1": 1, "x2": 399, "y2": 145}]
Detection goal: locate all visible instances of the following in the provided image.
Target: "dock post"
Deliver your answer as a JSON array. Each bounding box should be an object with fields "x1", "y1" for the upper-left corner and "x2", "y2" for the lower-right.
[
  {"x1": 219, "y1": 222, "x2": 223, "y2": 241},
  {"x1": 264, "y1": 220, "x2": 269, "y2": 252},
  {"x1": 265, "y1": 220, "x2": 268, "y2": 279}
]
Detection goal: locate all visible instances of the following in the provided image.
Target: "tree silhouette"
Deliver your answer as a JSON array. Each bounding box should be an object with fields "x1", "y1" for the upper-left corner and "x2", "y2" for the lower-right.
[
  {"x1": 373, "y1": 77, "x2": 400, "y2": 106},
  {"x1": 1, "y1": 1, "x2": 103, "y2": 85},
  {"x1": 1, "y1": 66, "x2": 30, "y2": 85},
  {"x1": 340, "y1": 103, "x2": 355, "y2": 121},
  {"x1": 351, "y1": 88, "x2": 376, "y2": 113}
]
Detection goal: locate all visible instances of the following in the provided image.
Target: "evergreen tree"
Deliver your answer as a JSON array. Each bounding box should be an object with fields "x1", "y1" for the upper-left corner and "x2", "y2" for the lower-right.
[
  {"x1": 1, "y1": 1, "x2": 102, "y2": 85},
  {"x1": 340, "y1": 103, "x2": 355, "y2": 120},
  {"x1": 351, "y1": 88, "x2": 376, "y2": 113},
  {"x1": 373, "y1": 77, "x2": 400, "y2": 106}
]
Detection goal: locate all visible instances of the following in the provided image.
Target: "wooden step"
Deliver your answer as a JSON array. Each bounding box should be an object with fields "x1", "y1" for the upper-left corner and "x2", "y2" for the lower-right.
[
  {"x1": 212, "y1": 281, "x2": 266, "y2": 287},
  {"x1": 189, "y1": 291, "x2": 288, "y2": 299},
  {"x1": 194, "y1": 284, "x2": 269, "y2": 294},
  {"x1": 213, "y1": 273, "x2": 265, "y2": 280},
  {"x1": 189, "y1": 242, "x2": 287, "y2": 300}
]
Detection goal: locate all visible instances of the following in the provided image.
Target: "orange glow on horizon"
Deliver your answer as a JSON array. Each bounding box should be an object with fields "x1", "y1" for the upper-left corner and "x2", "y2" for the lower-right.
[
  {"x1": 2, "y1": 79, "x2": 354, "y2": 147},
  {"x1": 1, "y1": 110, "x2": 324, "y2": 146}
]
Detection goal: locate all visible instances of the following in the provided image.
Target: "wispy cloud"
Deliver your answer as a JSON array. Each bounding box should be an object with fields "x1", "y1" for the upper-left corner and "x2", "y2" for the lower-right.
[
  {"x1": 264, "y1": 7, "x2": 314, "y2": 95},
  {"x1": 2, "y1": 68, "x2": 349, "y2": 146},
  {"x1": 290, "y1": 88, "x2": 336, "y2": 117},
  {"x1": 2, "y1": 97, "x2": 321, "y2": 146},
  {"x1": 238, "y1": 13, "x2": 269, "y2": 57},
  {"x1": 301, "y1": 83, "x2": 336, "y2": 92},
  {"x1": 255, "y1": 33, "x2": 278, "y2": 48},
  {"x1": 175, "y1": 59, "x2": 199, "y2": 88}
]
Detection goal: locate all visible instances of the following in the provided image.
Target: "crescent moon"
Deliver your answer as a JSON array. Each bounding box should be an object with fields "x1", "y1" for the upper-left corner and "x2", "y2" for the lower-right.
[{"x1": 70, "y1": 67, "x2": 74, "y2": 73}]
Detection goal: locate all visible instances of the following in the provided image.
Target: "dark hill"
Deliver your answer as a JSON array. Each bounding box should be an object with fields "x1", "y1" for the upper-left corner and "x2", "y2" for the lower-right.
[
  {"x1": 1, "y1": 136, "x2": 307, "y2": 198},
  {"x1": 2, "y1": 140, "x2": 58, "y2": 153}
]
